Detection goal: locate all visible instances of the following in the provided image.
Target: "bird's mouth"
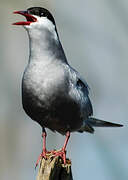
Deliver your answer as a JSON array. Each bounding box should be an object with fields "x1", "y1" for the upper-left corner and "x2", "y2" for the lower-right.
[{"x1": 13, "y1": 11, "x2": 37, "y2": 25}]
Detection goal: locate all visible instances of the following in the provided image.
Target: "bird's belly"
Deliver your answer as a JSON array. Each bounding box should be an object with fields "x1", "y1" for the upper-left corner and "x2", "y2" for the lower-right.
[
  {"x1": 22, "y1": 84, "x2": 83, "y2": 134},
  {"x1": 22, "y1": 63, "x2": 83, "y2": 134}
]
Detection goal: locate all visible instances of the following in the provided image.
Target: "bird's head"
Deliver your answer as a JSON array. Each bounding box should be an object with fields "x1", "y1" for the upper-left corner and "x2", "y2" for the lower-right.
[{"x1": 13, "y1": 7, "x2": 56, "y2": 35}]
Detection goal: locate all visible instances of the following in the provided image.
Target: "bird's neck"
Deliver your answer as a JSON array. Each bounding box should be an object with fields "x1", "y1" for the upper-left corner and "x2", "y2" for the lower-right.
[{"x1": 27, "y1": 27, "x2": 67, "y2": 64}]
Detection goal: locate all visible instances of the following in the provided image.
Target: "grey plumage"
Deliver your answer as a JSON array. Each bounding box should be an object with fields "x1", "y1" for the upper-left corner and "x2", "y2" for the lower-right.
[{"x1": 14, "y1": 7, "x2": 123, "y2": 135}]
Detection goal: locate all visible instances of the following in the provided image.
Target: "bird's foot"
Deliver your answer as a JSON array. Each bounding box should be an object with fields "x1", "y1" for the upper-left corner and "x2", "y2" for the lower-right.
[
  {"x1": 35, "y1": 150, "x2": 50, "y2": 169},
  {"x1": 51, "y1": 131, "x2": 70, "y2": 165},
  {"x1": 51, "y1": 148, "x2": 67, "y2": 165},
  {"x1": 35, "y1": 131, "x2": 70, "y2": 168}
]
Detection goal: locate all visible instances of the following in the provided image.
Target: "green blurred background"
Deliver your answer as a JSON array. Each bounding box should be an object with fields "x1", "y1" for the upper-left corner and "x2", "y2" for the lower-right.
[{"x1": 0, "y1": 0, "x2": 127, "y2": 179}]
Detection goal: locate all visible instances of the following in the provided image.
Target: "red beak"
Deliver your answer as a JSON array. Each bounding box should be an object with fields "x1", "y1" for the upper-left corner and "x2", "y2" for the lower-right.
[{"x1": 13, "y1": 10, "x2": 37, "y2": 25}]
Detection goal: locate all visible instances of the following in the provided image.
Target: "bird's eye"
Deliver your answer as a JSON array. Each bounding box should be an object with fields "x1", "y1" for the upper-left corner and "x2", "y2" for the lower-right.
[{"x1": 41, "y1": 12, "x2": 44, "y2": 16}]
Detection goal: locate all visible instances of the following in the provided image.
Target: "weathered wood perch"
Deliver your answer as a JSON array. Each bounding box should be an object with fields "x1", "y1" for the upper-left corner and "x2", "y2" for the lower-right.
[{"x1": 36, "y1": 153, "x2": 73, "y2": 180}]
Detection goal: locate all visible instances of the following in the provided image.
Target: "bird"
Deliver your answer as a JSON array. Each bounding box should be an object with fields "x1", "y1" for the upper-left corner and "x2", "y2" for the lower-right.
[{"x1": 13, "y1": 7, "x2": 123, "y2": 166}]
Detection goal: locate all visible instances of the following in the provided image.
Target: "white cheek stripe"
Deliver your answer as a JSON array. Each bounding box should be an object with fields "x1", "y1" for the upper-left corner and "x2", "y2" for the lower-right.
[{"x1": 25, "y1": 15, "x2": 58, "y2": 41}]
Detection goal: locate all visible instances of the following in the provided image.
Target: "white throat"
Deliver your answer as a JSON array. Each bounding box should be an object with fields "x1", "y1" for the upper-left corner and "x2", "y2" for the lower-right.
[{"x1": 25, "y1": 17, "x2": 67, "y2": 64}]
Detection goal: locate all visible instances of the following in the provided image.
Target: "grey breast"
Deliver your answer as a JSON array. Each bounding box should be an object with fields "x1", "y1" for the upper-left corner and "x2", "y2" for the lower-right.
[{"x1": 22, "y1": 61, "x2": 84, "y2": 134}]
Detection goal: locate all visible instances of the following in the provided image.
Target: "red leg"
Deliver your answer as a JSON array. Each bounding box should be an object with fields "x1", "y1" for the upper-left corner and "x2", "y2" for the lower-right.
[
  {"x1": 52, "y1": 131, "x2": 70, "y2": 164},
  {"x1": 35, "y1": 128, "x2": 47, "y2": 168},
  {"x1": 35, "y1": 130, "x2": 70, "y2": 168},
  {"x1": 42, "y1": 129, "x2": 47, "y2": 158},
  {"x1": 62, "y1": 131, "x2": 70, "y2": 152}
]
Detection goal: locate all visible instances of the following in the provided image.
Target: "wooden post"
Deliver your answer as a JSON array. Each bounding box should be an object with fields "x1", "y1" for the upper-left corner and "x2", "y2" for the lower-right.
[{"x1": 36, "y1": 154, "x2": 73, "y2": 180}]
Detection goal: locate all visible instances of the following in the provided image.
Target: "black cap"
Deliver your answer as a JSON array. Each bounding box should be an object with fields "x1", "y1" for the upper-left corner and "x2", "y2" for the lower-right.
[{"x1": 27, "y1": 7, "x2": 55, "y2": 25}]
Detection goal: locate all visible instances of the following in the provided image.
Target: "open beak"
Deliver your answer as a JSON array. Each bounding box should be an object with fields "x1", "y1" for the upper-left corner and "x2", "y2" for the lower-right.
[{"x1": 13, "y1": 10, "x2": 37, "y2": 25}]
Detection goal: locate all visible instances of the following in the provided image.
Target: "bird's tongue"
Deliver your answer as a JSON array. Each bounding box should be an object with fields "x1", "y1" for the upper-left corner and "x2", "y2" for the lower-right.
[{"x1": 13, "y1": 10, "x2": 37, "y2": 25}]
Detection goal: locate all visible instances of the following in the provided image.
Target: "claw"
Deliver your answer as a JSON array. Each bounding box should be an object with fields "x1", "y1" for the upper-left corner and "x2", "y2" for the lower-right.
[
  {"x1": 35, "y1": 131, "x2": 70, "y2": 168},
  {"x1": 35, "y1": 151, "x2": 47, "y2": 169},
  {"x1": 52, "y1": 149, "x2": 67, "y2": 164}
]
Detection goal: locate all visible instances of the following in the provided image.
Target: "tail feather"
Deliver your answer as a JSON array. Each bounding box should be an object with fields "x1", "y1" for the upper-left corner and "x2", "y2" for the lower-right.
[
  {"x1": 78, "y1": 118, "x2": 123, "y2": 134},
  {"x1": 88, "y1": 118, "x2": 123, "y2": 127},
  {"x1": 78, "y1": 123, "x2": 94, "y2": 133}
]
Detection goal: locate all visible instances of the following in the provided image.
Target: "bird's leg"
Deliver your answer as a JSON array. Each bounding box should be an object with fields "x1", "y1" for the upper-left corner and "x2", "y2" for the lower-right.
[
  {"x1": 52, "y1": 131, "x2": 70, "y2": 165},
  {"x1": 42, "y1": 127, "x2": 47, "y2": 158},
  {"x1": 35, "y1": 131, "x2": 70, "y2": 168},
  {"x1": 62, "y1": 131, "x2": 70, "y2": 152},
  {"x1": 35, "y1": 127, "x2": 48, "y2": 168}
]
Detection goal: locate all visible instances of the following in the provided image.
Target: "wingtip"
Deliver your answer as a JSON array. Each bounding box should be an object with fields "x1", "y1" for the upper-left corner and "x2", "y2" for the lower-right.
[
  {"x1": 109, "y1": 122, "x2": 123, "y2": 127},
  {"x1": 88, "y1": 118, "x2": 124, "y2": 127},
  {"x1": 116, "y1": 124, "x2": 123, "y2": 127}
]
